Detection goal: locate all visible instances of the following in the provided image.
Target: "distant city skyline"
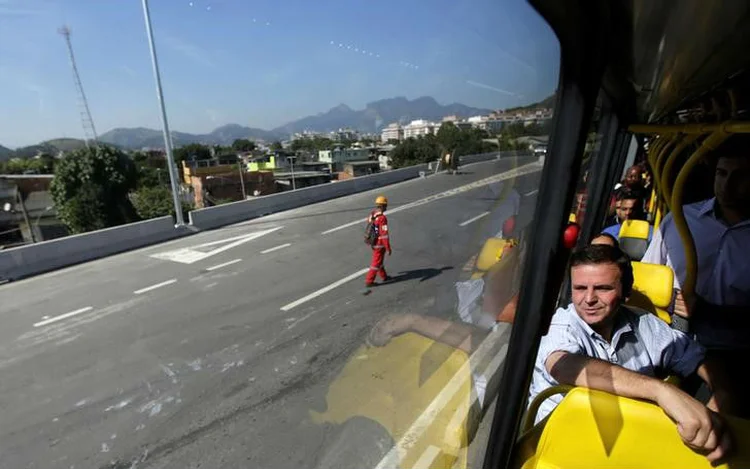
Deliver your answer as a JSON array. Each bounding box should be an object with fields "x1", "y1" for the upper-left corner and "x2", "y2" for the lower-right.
[{"x1": 0, "y1": 0, "x2": 560, "y2": 148}]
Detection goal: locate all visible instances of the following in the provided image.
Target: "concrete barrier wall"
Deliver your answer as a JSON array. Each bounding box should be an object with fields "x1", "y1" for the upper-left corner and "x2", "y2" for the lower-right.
[
  {"x1": 0, "y1": 216, "x2": 190, "y2": 281},
  {"x1": 189, "y1": 163, "x2": 430, "y2": 230},
  {"x1": 0, "y1": 152, "x2": 522, "y2": 281},
  {"x1": 187, "y1": 151, "x2": 525, "y2": 230}
]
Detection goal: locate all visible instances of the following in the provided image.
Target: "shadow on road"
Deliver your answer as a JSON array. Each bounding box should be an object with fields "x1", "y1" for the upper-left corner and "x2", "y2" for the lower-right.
[{"x1": 386, "y1": 266, "x2": 454, "y2": 284}]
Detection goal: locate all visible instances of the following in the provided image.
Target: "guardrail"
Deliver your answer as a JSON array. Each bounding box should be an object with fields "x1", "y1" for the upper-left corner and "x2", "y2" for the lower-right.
[
  {"x1": 0, "y1": 216, "x2": 192, "y2": 281},
  {"x1": 189, "y1": 163, "x2": 430, "y2": 230},
  {"x1": 0, "y1": 151, "x2": 523, "y2": 282}
]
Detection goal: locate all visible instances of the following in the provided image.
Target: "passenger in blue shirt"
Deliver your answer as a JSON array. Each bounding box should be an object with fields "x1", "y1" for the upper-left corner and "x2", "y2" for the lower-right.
[
  {"x1": 529, "y1": 244, "x2": 732, "y2": 463},
  {"x1": 602, "y1": 190, "x2": 653, "y2": 241}
]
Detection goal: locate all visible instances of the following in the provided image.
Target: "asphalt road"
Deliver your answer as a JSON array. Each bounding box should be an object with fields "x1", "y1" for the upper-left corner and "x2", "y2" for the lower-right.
[{"x1": 0, "y1": 156, "x2": 543, "y2": 469}]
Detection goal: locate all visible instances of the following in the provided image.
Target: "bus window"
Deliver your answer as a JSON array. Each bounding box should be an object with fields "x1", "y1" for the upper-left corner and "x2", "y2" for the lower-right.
[{"x1": 0, "y1": 1, "x2": 559, "y2": 468}]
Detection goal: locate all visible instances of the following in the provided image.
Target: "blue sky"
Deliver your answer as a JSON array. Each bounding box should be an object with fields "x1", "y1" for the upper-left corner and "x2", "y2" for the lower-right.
[{"x1": 0, "y1": 0, "x2": 559, "y2": 148}]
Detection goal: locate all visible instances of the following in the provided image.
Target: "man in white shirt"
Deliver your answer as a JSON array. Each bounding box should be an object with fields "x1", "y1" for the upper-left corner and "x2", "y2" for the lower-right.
[{"x1": 530, "y1": 244, "x2": 731, "y2": 463}]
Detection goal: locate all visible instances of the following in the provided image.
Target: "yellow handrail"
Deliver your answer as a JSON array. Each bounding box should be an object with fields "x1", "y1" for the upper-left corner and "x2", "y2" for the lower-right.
[
  {"x1": 629, "y1": 121, "x2": 750, "y2": 135},
  {"x1": 670, "y1": 129, "x2": 731, "y2": 301},
  {"x1": 521, "y1": 385, "x2": 574, "y2": 434},
  {"x1": 654, "y1": 136, "x2": 679, "y2": 181},
  {"x1": 654, "y1": 200, "x2": 664, "y2": 228},
  {"x1": 660, "y1": 134, "x2": 701, "y2": 212},
  {"x1": 646, "y1": 137, "x2": 671, "y2": 224}
]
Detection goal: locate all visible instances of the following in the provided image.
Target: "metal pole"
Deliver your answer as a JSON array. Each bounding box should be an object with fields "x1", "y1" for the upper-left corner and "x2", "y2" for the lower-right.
[
  {"x1": 141, "y1": 0, "x2": 184, "y2": 226},
  {"x1": 289, "y1": 157, "x2": 296, "y2": 190},
  {"x1": 238, "y1": 161, "x2": 247, "y2": 199},
  {"x1": 16, "y1": 191, "x2": 36, "y2": 243}
]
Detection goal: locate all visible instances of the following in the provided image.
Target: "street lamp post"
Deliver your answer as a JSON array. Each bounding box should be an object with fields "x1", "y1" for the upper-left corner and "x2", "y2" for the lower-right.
[
  {"x1": 287, "y1": 156, "x2": 297, "y2": 190},
  {"x1": 32, "y1": 206, "x2": 53, "y2": 243},
  {"x1": 237, "y1": 159, "x2": 247, "y2": 199},
  {"x1": 141, "y1": 0, "x2": 185, "y2": 226}
]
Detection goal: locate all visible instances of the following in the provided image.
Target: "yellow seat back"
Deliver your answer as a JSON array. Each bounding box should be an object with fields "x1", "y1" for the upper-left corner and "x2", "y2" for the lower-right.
[
  {"x1": 311, "y1": 332, "x2": 472, "y2": 468},
  {"x1": 519, "y1": 387, "x2": 750, "y2": 469},
  {"x1": 475, "y1": 238, "x2": 512, "y2": 272},
  {"x1": 619, "y1": 219, "x2": 651, "y2": 261},
  {"x1": 627, "y1": 261, "x2": 673, "y2": 323},
  {"x1": 619, "y1": 219, "x2": 651, "y2": 239}
]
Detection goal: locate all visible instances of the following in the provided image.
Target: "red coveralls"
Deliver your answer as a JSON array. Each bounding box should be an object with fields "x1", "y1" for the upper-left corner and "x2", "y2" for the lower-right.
[{"x1": 366, "y1": 210, "x2": 391, "y2": 285}]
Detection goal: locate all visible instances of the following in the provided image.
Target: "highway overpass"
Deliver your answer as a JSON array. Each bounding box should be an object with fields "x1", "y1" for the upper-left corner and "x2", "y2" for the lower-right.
[{"x1": 0, "y1": 156, "x2": 543, "y2": 468}]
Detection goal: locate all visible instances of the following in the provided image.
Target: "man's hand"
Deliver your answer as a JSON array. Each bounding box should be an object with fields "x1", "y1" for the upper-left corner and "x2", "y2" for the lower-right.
[
  {"x1": 387, "y1": 249, "x2": 392, "y2": 256},
  {"x1": 655, "y1": 383, "x2": 732, "y2": 463},
  {"x1": 673, "y1": 290, "x2": 695, "y2": 318}
]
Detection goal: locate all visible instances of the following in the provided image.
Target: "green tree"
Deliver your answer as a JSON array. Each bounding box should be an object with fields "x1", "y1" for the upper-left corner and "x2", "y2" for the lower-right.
[
  {"x1": 269, "y1": 141, "x2": 283, "y2": 151},
  {"x1": 232, "y1": 138, "x2": 256, "y2": 152},
  {"x1": 436, "y1": 122, "x2": 462, "y2": 154},
  {"x1": 131, "y1": 185, "x2": 191, "y2": 220},
  {"x1": 173, "y1": 143, "x2": 212, "y2": 162},
  {"x1": 131, "y1": 151, "x2": 167, "y2": 188},
  {"x1": 390, "y1": 136, "x2": 441, "y2": 168},
  {"x1": 51, "y1": 145, "x2": 139, "y2": 233}
]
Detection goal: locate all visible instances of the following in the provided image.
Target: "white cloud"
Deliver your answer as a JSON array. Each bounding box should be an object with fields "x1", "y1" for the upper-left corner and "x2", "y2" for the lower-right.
[{"x1": 466, "y1": 80, "x2": 523, "y2": 98}]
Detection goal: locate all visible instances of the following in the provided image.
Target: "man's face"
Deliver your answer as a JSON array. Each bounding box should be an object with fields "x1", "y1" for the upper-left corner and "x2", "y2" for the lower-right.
[
  {"x1": 616, "y1": 198, "x2": 636, "y2": 221},
  {"x1": 625, "y1": 168, "x2": 642, "y2": 187},
  {"x1": 571, "y1": 263, "x2": 623, "y2": 330},
  {"x1": 715, "y1": 156, "x2": 750, "y2": 210}
]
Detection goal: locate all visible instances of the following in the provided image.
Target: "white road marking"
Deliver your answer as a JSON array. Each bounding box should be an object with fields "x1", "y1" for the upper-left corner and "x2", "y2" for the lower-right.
[
  {"x1": 413, "y1": 445, "x2": 442, "y2": 469},
  {"x1": 33, "y1": 307, "x2": 93, "y2": 328},
  {"x1": 524, "y1": 189, "x2": 539, "y2": 196},
  {"x1": 322, "y1": 162, "x2": 542, "y2": 235},
  {"x1": 459, "y1": 211, "x2": 490, "y2": 227},
  {"x1": 280, "y1": 268, "x2": 369, "y2": 311},
  {"x1": 320, "y1": 218, "x2": 368, "y2": 235},
  {"x1": 205, "y1": 259, "x2": 242, "y2": 271},
  {"x1": 261, "y1": 243, "x2": 291, "y2": 254},
  {"x1": 150, "y1": 226, "x2": 283, "y2": 264},
  {"x1": 134, "y1": 279, "x2": 177, "y2": 295},
  {"x1": 372, "y1": 326, "x2": 510, "y2": 469}
]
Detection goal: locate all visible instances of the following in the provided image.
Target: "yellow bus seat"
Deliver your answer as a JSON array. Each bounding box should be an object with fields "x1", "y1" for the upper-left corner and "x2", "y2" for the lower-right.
[
  {"x1": 619, "y1": 219, "x2": 651, "y2": 261},
  {"x1": 311, "y1": 332, "x2": 473, "y2": 469},
  {"x1": 475, "y1": 237, "x2": 514, "y2": 273},
  {"x1": 627, "y1": 261, "x2": 674, "y2": 324},
  {"x1": 516, "y1": 387, "x2": 750, "y2": 469}
]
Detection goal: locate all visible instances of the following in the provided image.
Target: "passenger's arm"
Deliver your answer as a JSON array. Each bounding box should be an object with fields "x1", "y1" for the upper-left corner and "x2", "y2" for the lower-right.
[
  {"x1": 546, "y1": 351, "x2": 730, "y2": 463},
  {"x1": 368, "y1": 313, "x2": 485, "y2": 353}
]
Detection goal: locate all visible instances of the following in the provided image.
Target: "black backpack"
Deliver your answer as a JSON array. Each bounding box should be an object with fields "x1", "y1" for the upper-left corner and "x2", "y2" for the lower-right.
[{"x1": 364, "y1": 213, "x2": 381, "y2": 246}]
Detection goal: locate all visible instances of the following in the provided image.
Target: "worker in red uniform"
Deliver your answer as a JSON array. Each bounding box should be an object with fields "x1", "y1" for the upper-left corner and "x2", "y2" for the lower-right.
[{"x1": 365, "y1": 195, "x2": 392, "y2": 287}]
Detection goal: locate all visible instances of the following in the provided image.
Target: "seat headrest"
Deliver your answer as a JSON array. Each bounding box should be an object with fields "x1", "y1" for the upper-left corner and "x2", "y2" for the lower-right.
[
  {"x1": 629, "y1": 261, "x2": 674, "y2": 309},
  {"x1": 619, "y1": 219, "x2": 650, "y2": 240}
]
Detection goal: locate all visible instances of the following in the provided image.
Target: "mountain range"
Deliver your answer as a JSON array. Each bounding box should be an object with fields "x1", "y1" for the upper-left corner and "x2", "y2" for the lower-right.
[{"x1": 2, "y1": 95, "x2": 552, "y2": 154}]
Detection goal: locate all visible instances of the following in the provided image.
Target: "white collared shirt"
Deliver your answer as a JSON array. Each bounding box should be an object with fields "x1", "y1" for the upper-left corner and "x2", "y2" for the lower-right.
[{"x1": 528, "y1": 304, "x2": 704, "y2": 424}]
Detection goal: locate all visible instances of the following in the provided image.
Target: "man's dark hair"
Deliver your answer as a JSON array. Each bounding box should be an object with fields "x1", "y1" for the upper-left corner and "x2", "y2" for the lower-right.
[
  {"x1": 616, "y1": 188, "x2": 640, "y2": 202},
  {"x1": 710, "y1": 133, "x2": 750, "y2": 161},
  {"x1": 593, "y1": 232, "x2": 619, "y2": 248},
  {"x1": 570, "y1": 244, "x2": 633, "y2": 297}
]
